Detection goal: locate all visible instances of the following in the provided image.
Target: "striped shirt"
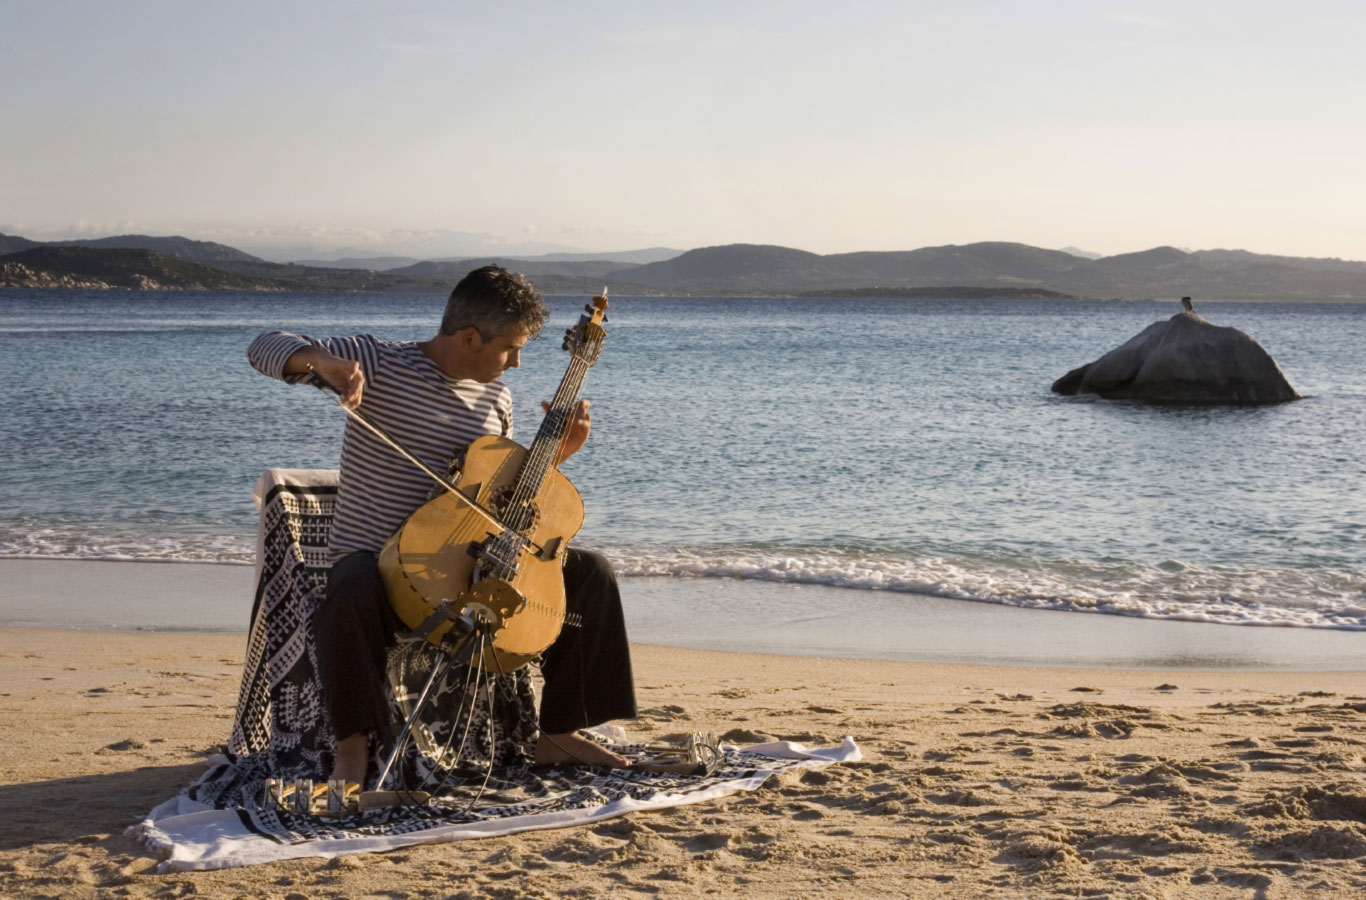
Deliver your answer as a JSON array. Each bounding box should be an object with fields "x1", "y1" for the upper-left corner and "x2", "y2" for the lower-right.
[{"x1": 247, "y1": 331, "x2": 513, "y2": 562}]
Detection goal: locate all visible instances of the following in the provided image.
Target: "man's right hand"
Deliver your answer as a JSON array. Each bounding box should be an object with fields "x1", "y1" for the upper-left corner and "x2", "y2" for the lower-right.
[{"x1": 288, "y1": 349, "x2": 365, "y2": 409}]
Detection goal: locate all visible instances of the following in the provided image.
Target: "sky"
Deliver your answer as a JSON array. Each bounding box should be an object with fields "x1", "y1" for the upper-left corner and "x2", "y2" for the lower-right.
[{"x1": 3, "y1": 0, "x2": 1364, "y2": 262}]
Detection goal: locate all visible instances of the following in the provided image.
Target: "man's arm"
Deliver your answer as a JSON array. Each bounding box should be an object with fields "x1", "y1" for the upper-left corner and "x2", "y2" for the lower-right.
[{"x1": 246, "y1": 332, "x2": 367, "y2": 409}]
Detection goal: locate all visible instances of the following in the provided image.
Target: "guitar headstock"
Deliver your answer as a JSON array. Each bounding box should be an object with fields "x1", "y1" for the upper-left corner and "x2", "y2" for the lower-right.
[{"x1": 562, "y1": 290, "x2": 609, "y2": 365}]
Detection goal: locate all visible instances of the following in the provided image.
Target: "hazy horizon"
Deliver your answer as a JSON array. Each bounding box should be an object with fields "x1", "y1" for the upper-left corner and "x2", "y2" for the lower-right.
[
  {"x1": 5, "y1": 1, "x2": 1364, "y2": 262},
  {"x1": 9, "y1": 232, "x2": 1366, "y2": 268}
]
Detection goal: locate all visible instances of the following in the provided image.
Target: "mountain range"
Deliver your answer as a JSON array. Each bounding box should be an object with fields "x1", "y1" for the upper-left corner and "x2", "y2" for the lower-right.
[
  {"x1": 3, "y1": 232, "x2": 1366, "y2": 299},
  {"x1": 290, "y1": 247, "x2": 681, "y2": 271},
  {"x1": 0, "y1": 232, "x2": 262, "y2": 264}
]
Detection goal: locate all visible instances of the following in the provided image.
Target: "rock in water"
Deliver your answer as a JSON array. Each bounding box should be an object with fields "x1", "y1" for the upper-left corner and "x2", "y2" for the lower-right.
[{"x1": 1052, "y1": 311, "x2": 1299, "y2": 404}]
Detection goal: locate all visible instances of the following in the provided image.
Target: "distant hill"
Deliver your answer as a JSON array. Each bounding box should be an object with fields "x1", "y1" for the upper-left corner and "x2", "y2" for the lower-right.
[
  {"x1": 497, "y1": 247, "x2": 681, "y2": 265},
  {"x1": 6, "y1": 231, "x2": 1366, "y2": 299},
  {"x1": 799, "y1": 285, "x2": 1082, "y2": 300},
  {"x1": 0, "y1": 234, "x2": 43, "y2": 256},
  {"x1": 612, "y1": 244, "x2": 872, "y2": 292},
  {"x1": 0, "y1": 247, "x2": 271, "y2": 290},
  {"x1": 610, "y1": 242, "x2": 1091, "y2": 293},
  {"x1": 609, "y1": 241, "x2": 1366, "y2": 299},
  {"x1": 0, "y1": 232, "x2": 263, "y2": 264},
  {"x1": 830, "y1": 242, "x2": 1089, "y2": 282},
  {"x1": 288, "y1": 247, "x2": 681, "y2": 271},
  {"x1": 289, "y1": 256, "x2": 423, "y2": 271},
  {"x1": 0, "y1": 242, "x2": 652, "y2": 294},
  {"x1": 204, "y1": 258, "x2": 436, "y2": 292},
  {"x1": 388, "y1": 257, "x2": 638, "y2": 281}
]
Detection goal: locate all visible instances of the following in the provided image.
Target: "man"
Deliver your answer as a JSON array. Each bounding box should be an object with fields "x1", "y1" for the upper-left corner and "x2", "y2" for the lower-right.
[{"x1": 247, "y1": 265, "x2": 636, "y2": 784}]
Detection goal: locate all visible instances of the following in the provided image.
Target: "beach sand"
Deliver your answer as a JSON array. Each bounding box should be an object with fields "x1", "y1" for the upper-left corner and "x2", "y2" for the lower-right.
[{"x1": 1, "y1": 626, "x2": 1363, "y2": 899}]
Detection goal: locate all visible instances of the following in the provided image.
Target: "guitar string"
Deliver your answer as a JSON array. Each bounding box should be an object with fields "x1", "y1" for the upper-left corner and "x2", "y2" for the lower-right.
[{"x1": 487, "y1": 352, "x2": 594, "y2": 583}]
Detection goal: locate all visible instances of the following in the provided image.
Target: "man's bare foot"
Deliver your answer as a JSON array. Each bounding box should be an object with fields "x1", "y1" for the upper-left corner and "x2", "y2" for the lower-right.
[
  {"x1": 329, "y1": 732, "x2": 369, "y2": 785},
  {"x1": 535, "y1": 732, "x2": 630, "y2": 768}
]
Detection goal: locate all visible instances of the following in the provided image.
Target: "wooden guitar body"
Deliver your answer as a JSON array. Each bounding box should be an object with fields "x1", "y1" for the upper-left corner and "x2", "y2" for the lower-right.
[{"x1": 379, "y1": 433, "x2": 584, "y2": 671}]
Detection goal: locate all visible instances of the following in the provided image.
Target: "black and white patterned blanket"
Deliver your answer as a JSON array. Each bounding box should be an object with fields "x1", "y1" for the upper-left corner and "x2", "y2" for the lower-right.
[{"x1": 130, "y1": 469, "x2": 859, "y2": 871}]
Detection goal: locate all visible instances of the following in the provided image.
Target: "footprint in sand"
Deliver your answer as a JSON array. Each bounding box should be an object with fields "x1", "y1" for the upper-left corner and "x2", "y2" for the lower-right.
[
  {"x1": 96, "y1": 738, "x2": 147, "y2": 754},
  {"x1": 682, "y1": 831, "x2": 732, "y2": 852},
  {"x1": 720, "y1": 728, "x2": 775, "y2": 744},
  {"x1": 926, "y1": 789, "x2": 993, "y2": 808},
  {"x1": 1273, "y1": 737, "x2": 1321, "y2": 748},
  {"x1": 1242, "y1": 783, "x2": 1366, "y2": 824},
  {"x1": 1254, "y1": 825, "x2": 1366, "y2": 860},
  {"x1": 639, "y1": 704, "x2": 689, "y2": 722},
  {"x1": 1219, "y1": 738, "x2": 1259, "y2": 748},
  {"x1": 992, "y1": 833, "x2": 1083, "y2": 877},
  {"x1": 1080, "y1": 831, "x2": 1210, "y2": 860}
]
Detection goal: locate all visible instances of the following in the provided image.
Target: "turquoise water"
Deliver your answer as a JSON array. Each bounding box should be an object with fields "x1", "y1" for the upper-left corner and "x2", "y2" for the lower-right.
[{"x1": 1, "y1": 290, "x2": 1363, "y2": 631}]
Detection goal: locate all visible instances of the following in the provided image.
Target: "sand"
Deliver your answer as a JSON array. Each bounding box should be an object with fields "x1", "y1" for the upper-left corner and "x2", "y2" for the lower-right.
[{"x1": 1, "y1": 627, "x2": 1363, "y2": 899}]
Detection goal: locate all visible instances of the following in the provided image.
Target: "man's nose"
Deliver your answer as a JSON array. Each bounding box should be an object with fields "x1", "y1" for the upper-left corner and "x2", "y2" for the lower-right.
[{"x1": 506, "y1": 351, "x2": 520, "y2": 368}]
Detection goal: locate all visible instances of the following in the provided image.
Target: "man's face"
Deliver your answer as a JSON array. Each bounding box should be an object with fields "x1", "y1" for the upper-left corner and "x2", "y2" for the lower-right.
[{"x1": 466, "y1": 326, "x2": 529, "y2": 383}]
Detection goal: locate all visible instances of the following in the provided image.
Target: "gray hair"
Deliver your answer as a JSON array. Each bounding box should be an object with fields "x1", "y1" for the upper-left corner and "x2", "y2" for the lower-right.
[{"x1": 440, "y1": 265, "x2": 549, "y2": 339}]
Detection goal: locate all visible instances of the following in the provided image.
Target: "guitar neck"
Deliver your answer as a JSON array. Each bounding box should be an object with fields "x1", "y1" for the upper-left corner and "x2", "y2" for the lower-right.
[
  {"x1": 500, "y1": 295, "x2": 607, "y2": 527},
  {"x1": 518, "y1": 355, "x2": 592, "y2": 496}
]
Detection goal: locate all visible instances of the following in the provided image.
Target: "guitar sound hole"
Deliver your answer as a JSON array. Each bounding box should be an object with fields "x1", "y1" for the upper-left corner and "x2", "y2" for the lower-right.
[{"x1": 490, "y1": 485, "x2": 539, "y2": 531}]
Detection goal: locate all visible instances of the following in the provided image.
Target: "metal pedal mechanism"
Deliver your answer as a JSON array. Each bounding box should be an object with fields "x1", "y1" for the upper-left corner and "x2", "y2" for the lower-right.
[
  {"x1": 259, "y1": 778, "x2": 430, "y2": 817},
  {"x1": 633, "y1": 732, "x2": 723, "y2": 776}
]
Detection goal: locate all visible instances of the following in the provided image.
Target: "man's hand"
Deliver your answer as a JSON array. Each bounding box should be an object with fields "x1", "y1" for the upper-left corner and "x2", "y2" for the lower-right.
[
  {"x1": 288, "y1": 349, "x2": 365, "y2": 409},
  {"x1": 546, "y1": 399, "x2": 591, "y2": 464}
]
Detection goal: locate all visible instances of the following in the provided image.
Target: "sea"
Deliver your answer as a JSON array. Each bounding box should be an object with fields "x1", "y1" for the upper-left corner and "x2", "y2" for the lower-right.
[{"x1": 1, "y1": 289, "x2": 1363, "y2": 643}]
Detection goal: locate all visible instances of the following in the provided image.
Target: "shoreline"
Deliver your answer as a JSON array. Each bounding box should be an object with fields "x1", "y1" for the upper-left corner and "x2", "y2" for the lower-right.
[{"x1": 1, "y1": 557, "x2": 1363, "y2": 671}]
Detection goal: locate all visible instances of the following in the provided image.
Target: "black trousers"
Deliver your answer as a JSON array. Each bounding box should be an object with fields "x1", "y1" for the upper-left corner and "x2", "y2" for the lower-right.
[{"x1": 316, "y1": 549, "x2": 636, "y2": 742}]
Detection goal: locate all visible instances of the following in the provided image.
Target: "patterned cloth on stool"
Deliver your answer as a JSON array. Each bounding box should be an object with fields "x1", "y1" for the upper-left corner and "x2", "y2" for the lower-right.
[{"x1": 217, "y1": 468, "x2": 537, "y2": 808}]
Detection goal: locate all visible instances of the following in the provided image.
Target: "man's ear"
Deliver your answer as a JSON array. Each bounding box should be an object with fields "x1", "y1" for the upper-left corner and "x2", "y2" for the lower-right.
[{"x1": 456, "y1": 326, "x2": 484, "y2": 350}]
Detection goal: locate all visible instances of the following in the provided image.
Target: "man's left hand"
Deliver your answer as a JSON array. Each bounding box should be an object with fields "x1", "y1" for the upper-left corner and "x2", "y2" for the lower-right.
[{"x1": 546, "y1": 399, "x2": 591, "y2": 464}]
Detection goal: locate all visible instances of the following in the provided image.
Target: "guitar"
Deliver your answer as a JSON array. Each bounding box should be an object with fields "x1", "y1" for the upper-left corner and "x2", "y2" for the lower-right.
[{"x1": 378, "y1": 294, "x2": 609, "y2": 670}]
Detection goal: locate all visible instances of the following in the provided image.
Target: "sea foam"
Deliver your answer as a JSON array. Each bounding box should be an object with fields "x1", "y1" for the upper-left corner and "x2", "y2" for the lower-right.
[
  {"x1": 602, "y1": 544, "x2": 1366, "y2": 631},
  {"x1": 3, "y1": 530, "x2": 1361, "y2": 630}
]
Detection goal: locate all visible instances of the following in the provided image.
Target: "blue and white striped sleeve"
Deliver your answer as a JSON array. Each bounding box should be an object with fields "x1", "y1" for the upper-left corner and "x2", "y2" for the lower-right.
[{"x1": 246, "y1": 332, "x2": 381, "y2": 385}]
